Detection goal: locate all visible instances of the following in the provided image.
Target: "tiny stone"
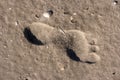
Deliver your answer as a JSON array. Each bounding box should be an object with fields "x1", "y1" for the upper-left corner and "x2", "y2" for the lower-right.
[
  {"x1": 90, "y1": 13, "x2": 95, "y2": 16},
  {"x1": 73, "y1": 13, "x2": 77, "y2": 15},
  {"x1": 43, "y1": 12, "x2": 50, "y2": 18},
  {"x1": 70, "y1": 16, "x2": 73, "y2": 20},
  {"x1": 97, "y1": 14, "x2": 102, "y2": 18},
  {"x1": 70, "y1": 16, "x2": 77, "y2": 23},
  {"x1": 8, "y1": 8, "x2": 12, "y2": 10},
  {"x1": 15, "y1": 22, "x2": 18, "y2": 26},
  {"x1": 113, "y1": 0, "x2": 118, "y2": 5},
  {"x1": 43, "y1": 10, "x2": 53, "y2": 18},
  {"x1": 15, "y1": 21, "x2": 19, "y2": 26},
  {"x1": 60, "y1": 67, "x2": 64, "y2": 71}
]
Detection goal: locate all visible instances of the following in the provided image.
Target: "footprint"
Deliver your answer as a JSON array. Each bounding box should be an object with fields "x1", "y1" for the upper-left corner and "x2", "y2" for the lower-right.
[
  {"x1": 27, "y1": 22, "x2": 100, "y2": 63},
  {"x1": 66, "y1": 30, "x2": 100, "y2": 63},
  {"x1": 28, "y1": 22, "x2": 54, "y2": 44}
]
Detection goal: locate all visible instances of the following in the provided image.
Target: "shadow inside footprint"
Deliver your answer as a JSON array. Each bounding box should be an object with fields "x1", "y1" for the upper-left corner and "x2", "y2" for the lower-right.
[
  {"x1": 23, "y1": 27, "x2": 44, "y2": 45},
  {"x1": 66, "y1": 48, "x2": 80, "y2": 62},
  {"x1": 85, "y1": 61, "x2": 96, "y2": 64},
  {"x1": 66, "y1": 48, "x2": 96, "y2": 64}
]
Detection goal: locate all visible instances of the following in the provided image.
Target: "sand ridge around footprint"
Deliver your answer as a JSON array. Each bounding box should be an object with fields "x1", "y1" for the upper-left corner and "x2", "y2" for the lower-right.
[{"x1": 26, "y1": 22, "x2": 100, "y2": 63}]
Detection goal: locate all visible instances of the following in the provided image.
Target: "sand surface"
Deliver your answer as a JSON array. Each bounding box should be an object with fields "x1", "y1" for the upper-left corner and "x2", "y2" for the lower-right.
[{"x1": 0, "y1": 0, "x2": 120, "y2": 80}]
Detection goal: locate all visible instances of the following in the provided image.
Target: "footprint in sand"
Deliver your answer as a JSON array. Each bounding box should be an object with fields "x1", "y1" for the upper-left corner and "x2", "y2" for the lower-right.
[{"x1": 25, "y1": 22, "x2": 100, "y2": 63}]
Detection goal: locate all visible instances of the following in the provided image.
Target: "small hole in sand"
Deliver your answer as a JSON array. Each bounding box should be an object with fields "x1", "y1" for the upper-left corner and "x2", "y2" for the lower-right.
[
  {"x1": 86, "y1": 7, "x2": 89, "y2": 10},
  {"x1": 70, "y1": 19, "x2": 77, "y2": 23},
  {"x1": 112, "y1": 72, "x2": 116, "y2": 75},
  {"x1": 25, "y1": 78, "x2": 28, "y2": 80},
  {"x1": 35, "y1": 58, "x2": 39, "y2": 61},
  {"x1": 47, "y1": 10, "x2": 53, "y2": 16},
  {"x1": 35, "y1": 14, "x2": 39, "y2": 18},
  {"x1": 64, "y1": 11, "x2": 70, "y2": 14}
]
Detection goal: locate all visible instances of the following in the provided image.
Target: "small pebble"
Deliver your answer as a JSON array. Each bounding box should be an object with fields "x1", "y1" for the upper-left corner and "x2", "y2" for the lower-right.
[
  {"x1": 113, "y1": 0, "x2": 118, "y2": 5},
  {"x1": 15, "y1": 21, "x2": 18, "y2": 26},
  {"x1": 60, "y1": 67, "x2": 65, "y2": 71},
  {"x1": 90, "y1": 13, "x2": 95, "y2": 16},
  {"x1": 43, "y1": 12, "x2": 50, "y2": 18},
  {"x1": 73, "y1": 13, "x2": 77, "y2": 15},
  {"x1": 70, "y1": 13, "x2": 77, "y2": 23},
  {"x1": 57, "y1": 63, "x2": 65, "y2": 71},
  {"x1": 70, "y1": 16, "x2": 73, "y2": 20},
  {"x1": 43, "y1": 10, "x2": 53, "y2": 18},
  {"x1": 8, "y1": 8, "x2": 12, "y2": 10}
]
